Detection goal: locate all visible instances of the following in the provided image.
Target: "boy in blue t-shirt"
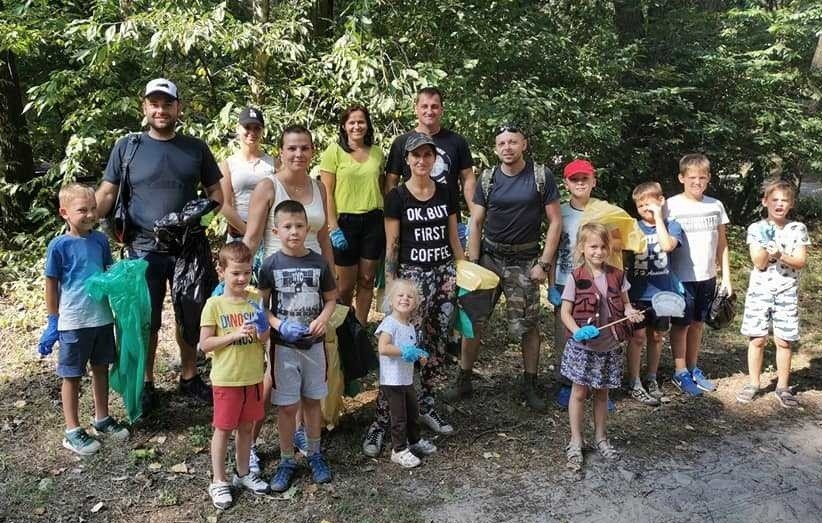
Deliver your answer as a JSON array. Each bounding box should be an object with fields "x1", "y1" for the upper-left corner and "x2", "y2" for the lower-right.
[
  {"x1": 625, "y1": 182, "x2": 684, "y2": 406},
  {"x1": 39, "y1": 183, "x2": 129, "y2": 455}
]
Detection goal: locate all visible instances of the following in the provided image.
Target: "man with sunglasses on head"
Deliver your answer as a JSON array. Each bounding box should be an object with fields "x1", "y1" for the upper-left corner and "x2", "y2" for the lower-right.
[
  {"x1": 443, "y1": 125, "x2": 562, "y2": 411},
  {"x1": 96, "y1": 78, "x2": 223, "y2": 416}
]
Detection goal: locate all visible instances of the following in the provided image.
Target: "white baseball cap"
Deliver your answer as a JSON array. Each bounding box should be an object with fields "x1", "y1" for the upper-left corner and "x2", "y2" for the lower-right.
[{"x1": 144, "y1": 78, "x2": 179, "y2": 100}]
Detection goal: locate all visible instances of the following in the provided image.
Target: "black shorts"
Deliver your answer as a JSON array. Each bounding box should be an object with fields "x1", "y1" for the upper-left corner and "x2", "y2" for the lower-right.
[
  {"x1": 672, "y1": 278, "x2": 716, "y2": 326},
  {"x1": 129, "y1": 249, "x2": 175, "y2": 333},
  {"x1": 632, "y1": 300, "x2": 671, "y2": 332},
  {"x1": 333, "y1": 209, "x2": 386, "y2": 266}
]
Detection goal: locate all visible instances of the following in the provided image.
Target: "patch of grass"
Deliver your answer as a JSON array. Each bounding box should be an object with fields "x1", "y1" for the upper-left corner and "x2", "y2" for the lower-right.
[{"x1": 187, "y1": 424, "x2": 211, "y2": 448}]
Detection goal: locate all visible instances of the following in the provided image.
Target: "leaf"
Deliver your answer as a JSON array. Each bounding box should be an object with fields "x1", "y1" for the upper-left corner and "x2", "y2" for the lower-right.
[
  {"x1": 13, "y1": 400, "x2": 26, "y2": 408},
  {"x1": 90, "y1": 502, "x2": 104, "y2": 513},
  {"x1": 148, "y1": 463, "x2": 162, "y2": 470},
  {"x1": 169, "y1": 463, "x2": 188, "y2": 474}
]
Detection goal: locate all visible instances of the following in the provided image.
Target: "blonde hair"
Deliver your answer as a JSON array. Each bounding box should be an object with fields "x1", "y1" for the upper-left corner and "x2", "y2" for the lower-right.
[
  {"x1": 632, "y1": 181, "x2": 664, "y2": 202},
  {"x1": 218, "y1": 241, "x2": 252, "y2": 268},
  {"x1": 58, "y1": 183, "x2": 95, "y2": 207},
  {"x1": 762, "y1": 178, "x2": 796, "y2": 202},
  {"x1": 383, "y1": 278, "x2": 420, "y2": 313},
  {"x1": 573, "y1": 223, "x2": 611, "y2": 268},
  {"x1": 679, "y1": 153, "x2": 710, "y2": 175}
]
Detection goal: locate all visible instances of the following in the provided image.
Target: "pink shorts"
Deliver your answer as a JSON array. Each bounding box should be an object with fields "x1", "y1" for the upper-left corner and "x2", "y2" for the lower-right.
[{"x1": 212, "y1": 383, "x2": 265, "y2": 430}]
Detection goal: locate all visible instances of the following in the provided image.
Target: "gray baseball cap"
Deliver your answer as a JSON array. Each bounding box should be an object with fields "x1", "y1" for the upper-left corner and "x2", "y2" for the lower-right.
[{"x1": 404, "y1": 132, "x2": 436, "y2": 155}]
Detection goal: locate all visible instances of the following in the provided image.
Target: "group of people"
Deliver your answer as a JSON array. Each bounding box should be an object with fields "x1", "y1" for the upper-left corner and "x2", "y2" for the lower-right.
[{"x1": 36, "y1": 78, "x2": 811, "y2": 510}]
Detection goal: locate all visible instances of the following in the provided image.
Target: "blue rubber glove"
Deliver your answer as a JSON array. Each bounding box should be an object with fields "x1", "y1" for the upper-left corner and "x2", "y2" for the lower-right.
[
  {"x1": 211, "y1": 281, "x2": 225, "y2": 297},
  {"x1": 400, "y1": 344, "x2": 429, "y2": 363},
  {"x1": 278, "y1": 319, "x2": 309, "y2": 343},
  {"x1": 572, "y1": 325, "x2": 600, "y2": 342},
  {"x1": 758, "y1": 222, "x2": 776, "y2": 246},
  {"x1": 38, "y1": 314, "x2": 59, "y2": 357},
  {"x1": 547, "y1": 285, "x2": 562, "y2": 307},
  {"x1": 457, "y1": 222, "x2": 469, "y2": 249},
  {"x1": 330, "y1": 228, "x2": 349, "y2": 250},
  {"x1": 248, "y1": 301, "x2": 269, "y2": 334}
]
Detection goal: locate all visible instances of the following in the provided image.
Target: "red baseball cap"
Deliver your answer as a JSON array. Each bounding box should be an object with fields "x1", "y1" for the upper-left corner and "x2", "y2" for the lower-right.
[{"x1": 563, "y1": 159, "x2": 595, "y2": 179}]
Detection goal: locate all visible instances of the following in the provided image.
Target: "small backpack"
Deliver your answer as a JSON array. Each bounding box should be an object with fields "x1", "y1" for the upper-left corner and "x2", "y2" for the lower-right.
[{"x1": 480, "y1": 163, "x2": 548, "y2": 206}]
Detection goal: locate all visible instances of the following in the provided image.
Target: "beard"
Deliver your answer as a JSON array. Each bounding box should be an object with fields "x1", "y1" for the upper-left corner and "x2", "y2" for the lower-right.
[{"x1": 147, "y1": 116, "x2": 177, "y2": 132}]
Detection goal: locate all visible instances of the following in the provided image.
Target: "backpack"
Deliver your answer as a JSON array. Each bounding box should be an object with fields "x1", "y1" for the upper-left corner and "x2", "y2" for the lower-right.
[
  {"x1": 105, "y1": 132, "x2": 142, "y2": 244},
  {"x1": 480, "y1": 163, "x2": 548, "y2": 206}
]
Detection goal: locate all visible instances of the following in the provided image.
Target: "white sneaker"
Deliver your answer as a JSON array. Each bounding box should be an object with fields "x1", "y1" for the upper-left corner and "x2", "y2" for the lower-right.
[
  {"x1": 362, "y1": 424, "x2": 385, "y2": 457},
  {"x1": 248, "y1": 446, "x2": 261, "y2": 475},
  {"x1": 409, "y1": 438, "x2": 437, "y2": 456},
  {"x1": 231, "y1": 470, "x2": 269, "y2": 495},
  {"x1": 390, "y1": 448, "x2": 421, "y2": 468},
  {"x1": 420, "y1": 409, "x2": 454, "y2": 435},
  {"x1": 208, "y1": 481, "x2": 233, "y2": 510}
]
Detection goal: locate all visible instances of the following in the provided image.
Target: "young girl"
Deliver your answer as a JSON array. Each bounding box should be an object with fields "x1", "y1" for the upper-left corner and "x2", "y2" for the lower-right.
[
  {"x1": 375, "y1": 279, "x2": 438, "y2": 468},
  {"x1": 737, "y1": 179, "x2": 809, "y2": 407},
  {"x1": 560, "y1": 223, "x2": 643, "y2": 471}
]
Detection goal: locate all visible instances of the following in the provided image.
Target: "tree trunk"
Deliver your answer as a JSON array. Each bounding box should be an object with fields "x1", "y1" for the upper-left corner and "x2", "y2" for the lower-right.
[
  {"x1": 0, "y1": 50, "x2": 34, "y2": 184},
  {"x1": 312, "y1": 0, "x2": 333, "y2": 37},
  {"x1": 250, "y1": 0, "x2": 271, "y2": 105}
]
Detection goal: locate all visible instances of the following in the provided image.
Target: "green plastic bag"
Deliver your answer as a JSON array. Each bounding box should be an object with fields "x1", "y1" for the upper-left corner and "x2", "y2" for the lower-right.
[{"x1": 86, "y1": 259, "x2": 151, "y2": 422}]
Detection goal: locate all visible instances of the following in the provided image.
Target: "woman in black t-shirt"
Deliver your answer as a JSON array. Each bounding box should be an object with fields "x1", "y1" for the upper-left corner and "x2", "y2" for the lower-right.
[{"x1": 362, "y1": 133, "x2": 464, "y2": 455}]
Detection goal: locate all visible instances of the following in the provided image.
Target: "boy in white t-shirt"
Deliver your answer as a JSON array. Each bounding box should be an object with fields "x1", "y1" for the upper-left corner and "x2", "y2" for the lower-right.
[{"x1": 665, "y1": 153, "x2": 732, "y2": 397}]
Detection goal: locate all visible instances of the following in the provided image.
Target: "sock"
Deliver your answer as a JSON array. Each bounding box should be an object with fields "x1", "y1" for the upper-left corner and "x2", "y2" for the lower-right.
[
  {"x1": 307, "y1": 437, "x2": 321, "y2": 456},
  {"x1": 94, "y1": 416, "x2": 111, "y2": 427},
  {"x1": 631, "y1": 378, "x2": 643, "y2": 389},
  {"x1": 674, "y1": 368, "x2": 688, "y2": 376},
  {"x1": 645, "y1": 373, "x2": 657, "y2": 383},
  {"x1": 280, "y1": 450, "x2": 295, "y2": 461},
  {"x1": 65, "y1": 427, "x2": 82, "y2": 435}
]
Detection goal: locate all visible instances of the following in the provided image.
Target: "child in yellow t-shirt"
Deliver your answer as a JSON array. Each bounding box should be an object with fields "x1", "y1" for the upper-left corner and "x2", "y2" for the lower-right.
[{"x1": 200, "y1": 242, "x2": 270, "y2": 510}]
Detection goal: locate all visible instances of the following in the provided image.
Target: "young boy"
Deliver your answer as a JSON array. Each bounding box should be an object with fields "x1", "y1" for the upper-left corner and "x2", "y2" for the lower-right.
[
  {"x1": 200, "y1": 241, "x2": 270, "y2": 509},
  {"x1": 258, "y1": 200, "x2": 337, "y2": 492},
  {"x1": 666, "y1": 153, "x2": 732, "y2": 396},
  {"x1": 40, "y1": 183, "x2": 129, "y2": 455},
  {"x1": 625, "y1": 182, "x2": 684, "y2": 406},
  {"x1": 737, "y1": 180, "x2": 809, "y2": 407}
]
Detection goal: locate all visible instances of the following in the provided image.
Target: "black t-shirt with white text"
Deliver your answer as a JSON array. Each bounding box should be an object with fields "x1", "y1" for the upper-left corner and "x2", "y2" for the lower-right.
[{"x1": 385, "y1": 184, "x2": 457, "y2": 268}]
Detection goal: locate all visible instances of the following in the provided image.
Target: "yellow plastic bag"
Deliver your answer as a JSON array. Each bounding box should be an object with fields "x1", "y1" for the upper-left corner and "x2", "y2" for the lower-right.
[
  {"x1": 456, "y1": 259, "x2": 500, "y2": 291},
  {"x1": 579, "y1": 198, "x2": 647, "y2": 268},
  {"x1": 321, "y1": 304, "x2": 350, "y2": 430}
]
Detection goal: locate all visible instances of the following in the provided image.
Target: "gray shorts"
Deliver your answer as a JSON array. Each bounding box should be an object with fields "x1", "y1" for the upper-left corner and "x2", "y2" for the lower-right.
[
  {"x1": 271, "y1": 342, "x2": 328, "y2": 405},
  {"x1": 740, "y1": 285, "x2": 799, "y2": 342}
]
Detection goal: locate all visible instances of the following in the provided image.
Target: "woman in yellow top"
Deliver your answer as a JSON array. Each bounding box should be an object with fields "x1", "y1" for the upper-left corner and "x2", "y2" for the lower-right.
[{"x1": 320, "y1": 105, "x2": 385, "y2": 325}]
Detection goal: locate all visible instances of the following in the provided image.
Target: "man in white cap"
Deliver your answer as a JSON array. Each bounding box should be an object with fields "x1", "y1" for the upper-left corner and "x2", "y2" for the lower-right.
[{"x1": 95, "y1": 78, "x2": 223, "y2": 414}]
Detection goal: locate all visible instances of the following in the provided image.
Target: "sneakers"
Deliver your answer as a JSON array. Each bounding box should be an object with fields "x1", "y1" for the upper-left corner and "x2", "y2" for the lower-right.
[
  {"x1": 248, "y1": 445, "x2": 261, "y2": 475},
  {"x1": 208, "y1": 481, "x2": 233, "y2": 510},
  {"x1": 628, "y1": 383, "x2": 660, "y2": 407},
  {"x1": 672, "y1": 370, "x2": 703, "y2": 397},
  {"x1": 409, "y1": 438, "x2": 437, "y2": 456},
  {"x1": 645, "y1": 379, "x2": 664, "y2": 400},
  {"x1": 179, "y1": 374, "x2": 213, "y2": 404},
  {"x1": 93, "y1": 416, "x2": 130, "y2": 441},
  {"x1": 391, "y1": 448, "x2": 421, "y2": 468},
  {"x1": 141, "y1": 381, "x2": 158, "y2": 416},
  {"x1": 690, "y1": 367, "x2": 716, "y2": 392},
  {"x1": 232, "y1": 470, "x2": 269, "y2": 495},
  {"x1": 269, "y1": 458, "x2": 298, "y2": 493},
  {"x1": 555, "y1": 385, "x2": 572, "y2": 409},
  {"x1": 362, "y1": 424, "x2": 386, "y2": 457},
  {"x1": 62, "y1": 428, "x2": 101, "y2": 456},
  {"x1": 736, "y1": 383, "x2": 760, "y2": 404},
  {"x1": 420, "y1": 409, "x2": 454, "y2": 435},
  {"x1": 442, "y1": 368, "x2": 473, "y2": 402},
  {"x1": 293, "y1": 426, "x2": 309, "y2": 457},
  {"x1": 308, "y1": 452, "x2": 333, "y2": 484}
]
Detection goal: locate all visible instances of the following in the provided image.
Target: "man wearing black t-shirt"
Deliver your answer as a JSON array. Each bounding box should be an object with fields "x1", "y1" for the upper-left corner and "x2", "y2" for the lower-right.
[
  {"x1": 444, "y1": 126, "x2": 562, "y2": 411},
  {"x1": 95, "y1": 78, "x2": 223, "y2": 414},
  {"x1": 384, "y1": 87, "x2": 476, "y2": 215}
]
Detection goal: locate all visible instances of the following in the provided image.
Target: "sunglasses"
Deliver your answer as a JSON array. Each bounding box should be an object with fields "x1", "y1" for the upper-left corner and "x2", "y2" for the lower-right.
[{"x1": 497, "y1": 124, "x2": 524, "y2": 135}]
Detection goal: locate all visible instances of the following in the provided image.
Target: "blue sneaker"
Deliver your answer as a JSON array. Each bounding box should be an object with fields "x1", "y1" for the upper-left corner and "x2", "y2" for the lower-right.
[
  {"x1": 690, "y1": 368, "x2": 716, "y2": 392},
  {"x1": 555, "y1": 385, "x2": 572, "y2": 409},
  {"x1": 607, "y1": 398, "x2": 616, "y2": 412},
  {"x1": 672, "y1": 370, "x2": 703, "y2": 397},
  {"x1": 293, "y1": 426, "x2": 309, "y2": 457},
  {"x1": 308, "y1": 452, "x2": 333, "y2": 484},
  {"x1": 269, "y1": 458, "x2": 297, "y2": 493}
]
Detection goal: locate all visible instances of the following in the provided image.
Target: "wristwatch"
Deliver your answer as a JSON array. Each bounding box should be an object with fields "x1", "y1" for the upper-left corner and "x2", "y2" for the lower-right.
[{"x1": 536, "y1": 259, "x2": 551, "y2": 272}]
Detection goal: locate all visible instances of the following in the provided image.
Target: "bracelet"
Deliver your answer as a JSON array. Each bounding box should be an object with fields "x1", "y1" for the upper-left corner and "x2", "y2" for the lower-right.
[{"x1": 536, "y1": 260, "x2": 551, "y2": 272}]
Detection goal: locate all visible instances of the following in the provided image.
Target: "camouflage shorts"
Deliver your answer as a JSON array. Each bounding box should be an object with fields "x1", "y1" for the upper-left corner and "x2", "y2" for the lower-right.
[{"x1": 479, "y1": 250, "x2": 540, "y2": 338}]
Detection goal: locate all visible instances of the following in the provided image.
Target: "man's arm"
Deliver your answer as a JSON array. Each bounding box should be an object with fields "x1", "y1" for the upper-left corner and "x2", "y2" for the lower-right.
[
  {"x1": 460, "y1": 167, "x2": 477, "y2": 215},
  {"x1": 204, "y1": 182, "x2": 223, "y2": 211},
  {"x1": 467, "y1": 205, "x2": 486, "y2": 262},
  {"x1": 95, "y1": 181, "x2": 119, "y2": 219},
  {"x1": 384, "y1": 171, "x2": 401, "y2": 195},
  {"x1": 539, "y1": 200, "x2": 562, "y2": 271}
]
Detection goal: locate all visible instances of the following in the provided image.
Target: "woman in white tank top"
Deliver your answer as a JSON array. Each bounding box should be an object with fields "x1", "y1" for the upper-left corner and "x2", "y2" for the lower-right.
[{"x1": 218, "y1": 107, "x2": 277, "y2": 239}]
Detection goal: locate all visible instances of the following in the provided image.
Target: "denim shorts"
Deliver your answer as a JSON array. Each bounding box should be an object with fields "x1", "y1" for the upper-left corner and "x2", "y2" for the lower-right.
[{"x1": 57, "y1": 324, "x2": 116, "y2": 378}]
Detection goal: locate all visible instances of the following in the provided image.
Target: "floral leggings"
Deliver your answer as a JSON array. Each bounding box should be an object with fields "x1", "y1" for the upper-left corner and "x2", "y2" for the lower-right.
[{"x1": 373, "y1": 262, "x2": 457, "y2": 429}]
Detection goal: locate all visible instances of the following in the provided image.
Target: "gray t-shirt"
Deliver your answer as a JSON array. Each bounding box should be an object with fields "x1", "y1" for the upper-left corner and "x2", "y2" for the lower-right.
[
  {"x1": 473, "y1": 160, "x2": 560, "y2": 245},
  {"x1": 103, "y1": 132, "x2": 222, "y2": 251}
]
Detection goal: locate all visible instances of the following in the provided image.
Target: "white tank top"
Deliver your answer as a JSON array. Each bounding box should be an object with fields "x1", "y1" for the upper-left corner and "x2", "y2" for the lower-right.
[
  {"x1": 227, "y1": 153, "x2": 276, "y2": 220},
  {"x1": 263, "y1": 177, "x2": 325, "y2": 258}
]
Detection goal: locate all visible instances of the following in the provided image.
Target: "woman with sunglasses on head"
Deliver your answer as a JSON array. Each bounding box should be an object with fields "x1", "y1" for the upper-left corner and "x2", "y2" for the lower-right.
[{"x1": 319, "y1": 105, "x2": 385, "y2": 326}]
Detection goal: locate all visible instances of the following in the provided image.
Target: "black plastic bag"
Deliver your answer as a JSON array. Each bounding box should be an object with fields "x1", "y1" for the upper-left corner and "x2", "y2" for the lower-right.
[
  {"x1": 336, "y1": 309, "x2": 378, "y2": 385},
  {"x1": 154, "y1": 198, "x2": 219, "y2": 346}
]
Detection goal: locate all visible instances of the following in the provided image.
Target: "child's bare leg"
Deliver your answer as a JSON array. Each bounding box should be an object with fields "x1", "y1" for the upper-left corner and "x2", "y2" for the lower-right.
[
  {"x1": 568, "y1": 383, "x2": 588, "y2": 447},
  {"x1": 670, "y1": 324, "x2": 688, "y2": 372},
  {"x1": 90, "y1": 364, "x2": 109, "y2": 421},
  {"x1": 627, "y1": 329, "x2": 646, "y2": 383},
  {"x1": 211, "y1": 428, "x2": 231, "y2": 482},
  {"x1": 301, "y1": 398, "x2": 322, "y2": 454},
  {"x1": 277, "y1": 403, "x2": 299, "y2": 458},
  {"x1": 62, "y1": 378, "x2": 81, "y2": 429},
  {"x1": 746, "y1": 336, "x2": 767, "y2": 387},
  {"x1": 774, "y1": 338, "x2": 793, "y2": 390},
  {"x1": 593, "y1": 388, "x2": 609, "y2": 442},
  {"x1": 295, "y1": 404, "x2": 304, "y2": 430},
  {"x1": 646, "y1": 328, "x2": 663, "y2": 377},
  {"x1": 235, "y1": 421, "x2": 254, "y2": 476},
  {"x1": 251, "y1": 370, "x2": 272, "y2": 443},
  {"x1": 685, "y1": 321, "x2": 704, "y2": 369}
]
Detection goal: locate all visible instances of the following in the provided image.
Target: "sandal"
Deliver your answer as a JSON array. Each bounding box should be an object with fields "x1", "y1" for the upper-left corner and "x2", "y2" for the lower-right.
[
  {"x1": 565, "y1": 443, "x2": 583, "y2": 471},
  {"x1": 736, "y1": 384, "x2": 759, "y2": 404},
  {"x1": 596, "y1": 439, "x2": 619, "y2": 460},
  {"x1": 773, "y1": 388, "x2": 798, "y2": 408}
]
